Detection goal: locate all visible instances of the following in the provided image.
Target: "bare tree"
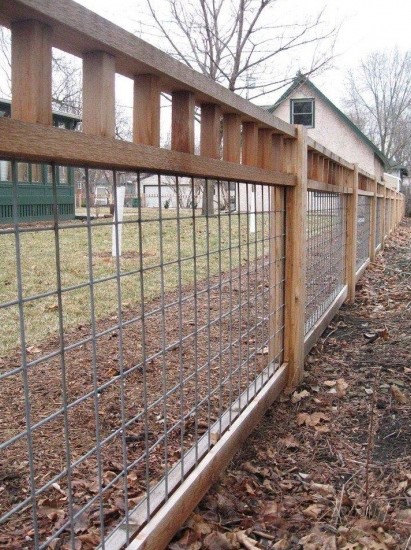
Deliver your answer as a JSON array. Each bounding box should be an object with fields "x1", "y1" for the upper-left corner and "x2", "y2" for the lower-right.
[
  {"x1": 145, "y1": 0, "x2": 338, "y2": 99},
  {"x1": 344, "y1": 49, "x2": 411, "y2": 167}
]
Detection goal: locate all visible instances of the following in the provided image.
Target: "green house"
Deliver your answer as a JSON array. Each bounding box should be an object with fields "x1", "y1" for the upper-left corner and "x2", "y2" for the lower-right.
[{"x1": 0, "y1": 99, "x2": 80, "y2": 223}]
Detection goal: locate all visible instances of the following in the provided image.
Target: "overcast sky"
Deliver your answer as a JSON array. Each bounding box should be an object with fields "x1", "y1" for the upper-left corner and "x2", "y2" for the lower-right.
[{"x1": 75, "y1": 0, "x2": 409, "y2": 111}]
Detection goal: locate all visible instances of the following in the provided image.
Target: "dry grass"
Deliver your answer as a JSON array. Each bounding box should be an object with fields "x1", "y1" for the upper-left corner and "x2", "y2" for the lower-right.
[{"x1": 0, "y1": 208, "x2": 269, "y2": 356}]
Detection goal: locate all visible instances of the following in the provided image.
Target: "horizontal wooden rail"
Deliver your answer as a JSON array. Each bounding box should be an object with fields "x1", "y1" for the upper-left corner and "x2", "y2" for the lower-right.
[
  {"x1": 307, "y1": 137, "x2": 354, "y2": 170},
  {"x1": 307, "y1": 179, "x2": 353, "y2": 194},
  {"x1": 0, "y1": 0, "x2": 295, "y2": 138},
  {"x1": 0, "y1": 118, "x2": 296, "y2": 186}
]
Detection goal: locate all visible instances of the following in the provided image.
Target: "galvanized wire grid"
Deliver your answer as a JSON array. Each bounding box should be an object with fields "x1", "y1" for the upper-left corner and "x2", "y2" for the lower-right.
[
  {"x1": 305, "y1": 191, "x2": 346, "y2": 335},
  {"x1": 376, "y1": 198, "x2": 383, "y2": 247},
  {"x1": 0, "y1": 161, "x2": 286, "y2": 549},
  {"x1": 356, "y1": 195, "x2": 371, "y2": 270}
]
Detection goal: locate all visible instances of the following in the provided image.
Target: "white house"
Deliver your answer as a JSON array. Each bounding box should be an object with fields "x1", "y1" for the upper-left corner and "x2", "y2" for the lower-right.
[{"x1": 265, "y1": 74, "x2": 389, "y2": 180}]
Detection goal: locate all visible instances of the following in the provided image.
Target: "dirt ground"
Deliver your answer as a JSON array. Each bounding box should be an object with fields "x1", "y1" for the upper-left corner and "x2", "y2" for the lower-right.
[{"x1": 169, "y1": 219, "x2": 411, "y2": 550}]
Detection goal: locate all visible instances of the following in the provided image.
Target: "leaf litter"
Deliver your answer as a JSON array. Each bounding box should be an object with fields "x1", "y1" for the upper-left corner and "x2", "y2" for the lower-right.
[{"x1": 170, "y1": 219, "x2": 411, "y2": 549}]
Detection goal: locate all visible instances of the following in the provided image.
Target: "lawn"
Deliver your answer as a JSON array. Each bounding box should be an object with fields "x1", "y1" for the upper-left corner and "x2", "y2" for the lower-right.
[{"x1": 0, "y1": 208, "x2": 270, "y2": 356}]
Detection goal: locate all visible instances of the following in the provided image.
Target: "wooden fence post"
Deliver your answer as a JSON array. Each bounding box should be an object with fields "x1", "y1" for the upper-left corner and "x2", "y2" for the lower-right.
[
  {"x1": 369, "y1": 177, "x2": 378, "y2": 262},
  {"x1": 345, "y1": 164, "x2": 359, "y2": 304},
  {"x1": 171, "y1": 91, "x2": 195, "y2": 153},
  {"x1": 223, "y1": 114, "x2": 241, "y2": 163},
  {"x1": 133, "y1": 74, "x2": 161, "y2": 147},
  {"x1": 242, "y1": 122, "x2": 259, "y2": 167},
  {"x1": 283, "y1": 126, "x2": 307, "y2": 389},
  {"x1": 83, "y1": 51, "x2": 116, "y2": 137},
  {"x1": 11, "y1": 20, "x2": 53, "y2": 126}
]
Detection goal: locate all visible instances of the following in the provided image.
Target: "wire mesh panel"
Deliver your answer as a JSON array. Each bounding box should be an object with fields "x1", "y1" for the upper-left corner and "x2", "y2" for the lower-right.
[
  {"x1": 356, "y1": 195, "x2": 371, "y2": 270},
  {"x1": 0, "y1": 160, "x2": 286, "y2": 549},
  {"x1": 305, "y1": 191, "x2": 345, "y2": 335},
  {"x1": 376, "y1": 197, "x2": 383, "y2": 247}
]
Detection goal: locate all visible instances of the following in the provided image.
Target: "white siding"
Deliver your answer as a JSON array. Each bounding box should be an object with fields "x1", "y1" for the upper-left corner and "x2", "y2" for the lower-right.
[{"x1": 273, "y1": 84, "x2": 379, "y2": 175}]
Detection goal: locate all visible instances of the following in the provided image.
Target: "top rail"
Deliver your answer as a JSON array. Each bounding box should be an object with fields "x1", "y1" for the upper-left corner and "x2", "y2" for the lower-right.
[
  {"x1": 0, "y1": 0, "x2": 295, "y2": 138},
  {"x1": 0, "y1": 0, "x2": 406, "y2": 199}
]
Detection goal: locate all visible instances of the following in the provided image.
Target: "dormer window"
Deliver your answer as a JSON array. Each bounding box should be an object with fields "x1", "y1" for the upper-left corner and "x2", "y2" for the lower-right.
[{"x1": 290, "y1": 98, "x2": 315, "y2": 127}]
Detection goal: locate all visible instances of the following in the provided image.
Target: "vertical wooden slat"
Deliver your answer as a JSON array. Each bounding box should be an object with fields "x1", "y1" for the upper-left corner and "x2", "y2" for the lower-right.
[
  {"x1": 311, "y1": 153, "x2": 320, "y2": 181},
  {"x1": 223, "y1": 114, "x2": 241, "y2": 163},
  {"x1": 283, "y1": 126, "x2": 307, "y2": 389},
  {"x1": 83, "y1": 51, "x2": 116, "y2": 137},
  {"x1": 133, "y1": 74, "x2": 161, "y2": 146},
  {"x1": 345, "y1": 164, "x2": 359, "y2": 303},
  {"x1": 242, "y1": 122, "x2": 258, "y2": 166},
  {"x1": 369, "y1": 177, "x2": 378, "y2": 261},
  {"x1": 171, "y1": 91, "x2": 195, "y2": 153},
  {"x1": 200, "y1": 103, "x2": 221, "y2": 215},
  {"x1": 257, "y1": 129, "x2": 274, "y2": 170},
  {"x1": 11, "y1": 20, "x2": 52, "y2": 126},
  {"x1": 200, "y1": 104, "x2": 221, "y2": 159}
]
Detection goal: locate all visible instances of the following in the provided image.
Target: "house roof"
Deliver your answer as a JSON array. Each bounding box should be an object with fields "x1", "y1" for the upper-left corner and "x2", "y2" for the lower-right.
[
  {"x1": 0, "y1": 98, "x2": 81, "y2": 123},
  {"x1": 266, "y1": 75, "x2": 390, "y2": 169}
]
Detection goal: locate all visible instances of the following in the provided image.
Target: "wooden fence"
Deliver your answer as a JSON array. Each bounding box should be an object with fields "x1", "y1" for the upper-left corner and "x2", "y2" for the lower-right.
[{"x1": 0, "y1": 1, "x2": 405, "y2": 549}]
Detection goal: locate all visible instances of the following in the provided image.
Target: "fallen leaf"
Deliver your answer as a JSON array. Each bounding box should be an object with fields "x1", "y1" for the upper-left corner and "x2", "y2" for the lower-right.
[
  {"x1": 279, "y1": 434, "x2": 300, "y2": 449},
  {"x1": 299, "y1": 525, "x2": 336, "y2": 549},
  {"x1": 26, "y1": 345, "x2": 41, "y2": 354},
  {"x1": 303, "y1": 503, "x2": 323, "y2": 519},
  {"x1": 310, "y1": 482, "x2": 336, "y2": 497},
  {"x1": 336, "y1": 378, "x2": 348, "y2": 398},
  {"x1": 203, "y1": 531, "x2": 231, "y2": 550},
  {"x1": 291, "y1": 389, "x2": 310, "y2": 403},
  {"x1": 391, "y1": 384, "x2": 408, "y2": 404}
]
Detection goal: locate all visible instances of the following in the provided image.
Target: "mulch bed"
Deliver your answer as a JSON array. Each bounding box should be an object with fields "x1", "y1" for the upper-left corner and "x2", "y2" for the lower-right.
[
  {"x1": 0, "y1": 257, "x2": 274, "y2": 548},
  {"x1": 170, "y1": 219, "x2": 411, "y2": 549}
]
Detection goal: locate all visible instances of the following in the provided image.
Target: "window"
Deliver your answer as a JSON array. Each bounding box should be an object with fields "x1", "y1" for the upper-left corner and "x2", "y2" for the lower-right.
[{"x1": 291, "y1": 98, "x2": 314, "y2": 127}]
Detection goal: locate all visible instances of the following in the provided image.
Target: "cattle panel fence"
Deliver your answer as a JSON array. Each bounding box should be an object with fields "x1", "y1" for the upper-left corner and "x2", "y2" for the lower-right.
[{"x1": 0, "y1": 1, "x2": 405, "y2": 548}]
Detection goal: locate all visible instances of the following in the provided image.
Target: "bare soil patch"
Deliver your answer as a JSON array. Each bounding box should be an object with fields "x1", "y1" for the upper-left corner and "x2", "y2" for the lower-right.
[{"x1": 171, "y1": 219, "x2": 411, "y2": 549}]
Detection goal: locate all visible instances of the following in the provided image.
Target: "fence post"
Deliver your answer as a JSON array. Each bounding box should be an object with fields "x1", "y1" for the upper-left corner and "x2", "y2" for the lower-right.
[
  {"x1": 171, "y1": 91, "x2": 195, "y2": 153},
  {"x1": 133, "y1": 75, "x2": 161, "y2": 147},
  {"x1": 11, "y1": 20, "x2": 52, "y2": 126},
  {"x1": 283, "y1": 126, "x2": 307, "y2": 389},
  {"x1": 345, "y1": 164, "x2": 359, "y2": 304},
  {"x1": 369, "y1": 177, "x2": 378, "y2": 262},
  {"x1": 83, "y1": 51, "x2": 116, "y2": 137}
]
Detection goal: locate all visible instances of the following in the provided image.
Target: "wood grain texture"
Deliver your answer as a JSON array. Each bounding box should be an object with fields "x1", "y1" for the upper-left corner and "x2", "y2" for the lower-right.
[
  {"x1": 11, "y1": 20, "x2": 52, "y2": 125},
  {"x1": 284, "y1": 126, "x2": 307, "y2": 389},
  {"x1": 307, "y1": 179, "x2": 353, "y2": 194},
  {"x1": 307, "y1": 137, "x2": 354, "y2": 171},
  {"x1": 200, "y1": 103, "x2": 221, "y2": 159},
  {"x1": 0, "y1": 118, "x2": 296, "y2": 187},
  {"x1": 242, "y1": 122, "x2": 258, "y2": 167},
  {"x1": 0, "y1": 0, "x2": 296, "y2": 138},
  {"x1": 172, "y1": 91, "x2": 195, "y2": 154},
  {"x1": 258, "y1": 128, "x2": 274, "y2": 170},
  {"x1": 223, "y1": 113, "x2": 241, "y2": 163},
  {"x1": 133, "y1": 74, "x2": 161, "y2": 146},
  {"x1": 83, "y1": 51, "x2": 115, "y2": 137}
]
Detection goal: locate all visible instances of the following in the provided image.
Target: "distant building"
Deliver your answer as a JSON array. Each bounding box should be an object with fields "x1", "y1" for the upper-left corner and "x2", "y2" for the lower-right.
[
  {"x1": 0, "y1": 99, "x2": 80, "y2": 223},
  {"x1": 265, "y1": 74, "x2": 390, "y2": 180}
]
